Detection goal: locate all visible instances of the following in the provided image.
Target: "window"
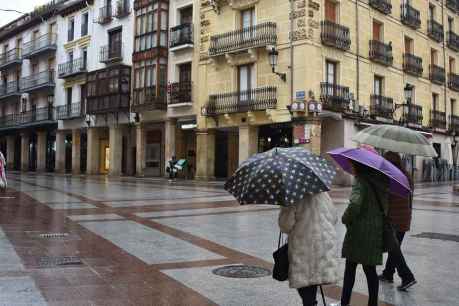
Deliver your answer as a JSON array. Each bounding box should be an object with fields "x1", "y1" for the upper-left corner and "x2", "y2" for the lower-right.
[
  {"x1": 448, "y1": 17, "x2": 454, "y2": 31},
  {"x1": 431, "y1": 49, "x2": 438, "y2": 65},
  {"x1": 81, "y1": 13, "x2": 89, "y2": 36},
  {"x1": 325, "y1": 60, "x2": 337, "y2": 84},
  {"x1": 432, "y1": 93, "x2": 439, "y2": 110},
  {"x1": 135, "y1": 3, "x2": 168, "y2": 52},
  {"x1": 240, "y1": 8, "x2": 255, "y2": 29},
  {"x1": 32, "y1": 30, "x2": 40, "y2": 41},
  {"x1": 450, "y1": 57, "x2": 456, "y2": 73},
  {"x1": 374, "y1": 76, "x2": 383, "y2": 96},
  {"x1": 325, "y1": 0, "x2": 337, "y2": 22},
  {"x1": 49, "y1": 22, "x2": 56, "y2": 35},
  {"x1": 178, "y1": 62, "x2": 191, "y2": 83},
  {"x1": 429, "y1": 4, "x2": 435, "y2": 20},
  {"x1": 404, "y1": 36, "x2": 413, "y2": 54},
  {"x1": 68, "y1": 51, "x2": 74, "y2": 62},
  {"x1": 16, "y1": 38, "x2": 22, "y2": 49},
  {"x1": 451, "y1": 99, "x2": 456, "y2": 115},
  {"x1": 238, "y1": 64, "x2": 253, "y2": 92},
  {"x1": 405, "y1": 84, "x2": 414, "y2": 104},
  {"x1": 82, "y1": 48, "x2": 87, "y2": 67},
  {"x1": 68, "y1": 18, "x2": 75, "y2": 41},
  {"x1": 31, "y1": 62, "x2": 38, "y2": 74},
  {"x1": 108, "y1": 28, "x2": 122, "y2": 56},
  {"x1": 48, "y1": 57, "x2": 55, "y2": 71},
  {"x1": 373, "y1": 20, "x2": 383, "y2": 41},
  {"x1": 66, "y1": 87, "x2": 72, "y2": 106},
  {"x1": 179, "y1": 6, "x2": 193, "y2": 24}
]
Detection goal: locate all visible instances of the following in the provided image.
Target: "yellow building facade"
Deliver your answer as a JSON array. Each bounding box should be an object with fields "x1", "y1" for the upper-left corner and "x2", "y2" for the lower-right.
[{"x1": 194, "y1": 0, "x2": 459, "y2": 181}]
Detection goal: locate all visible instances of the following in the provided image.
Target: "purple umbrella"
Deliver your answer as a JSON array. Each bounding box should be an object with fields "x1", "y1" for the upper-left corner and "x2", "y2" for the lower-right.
[{"x1": 328, "y1": 147, "x2": 411, "y2": 197}]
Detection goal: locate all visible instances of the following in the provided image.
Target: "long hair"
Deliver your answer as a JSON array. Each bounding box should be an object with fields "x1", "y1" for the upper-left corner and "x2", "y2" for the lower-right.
[{"x1": 383, "y1": 151, "x2": 412, "y2": 188}]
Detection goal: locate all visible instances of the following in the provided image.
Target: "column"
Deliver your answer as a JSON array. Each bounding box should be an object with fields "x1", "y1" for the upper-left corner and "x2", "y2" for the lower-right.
[
  {"x1": 195, "y1": 129, "x2": 215, "y2": 180},
  {"x1": 164, "y1": 119, "x2": 176, "y2": 175},
  {"x1": 20, "y1": 133, "x2": 30, "y2": 172},
  {"x1": 55, "y1": 131, "x2": 66, "y2": 173},
  {"x1": 6, "y1": 135, "x2": 15, "y2": 170},
  {"x1": 36, "y1": 131, "x2": 47, "y2": 172},
  {"x1": 72, "y1": 129, "x2": 81, "y2": 175},
  {"x1": 87, "y1": 127, "x2": 100, "y2": 175},
  {"x1": 109, "y1": 125, "x2": 123, "y2": 176},
  {"x1": 238, "y1": 125, "x2": 258, "y2": 165},
  {"x1": 136, "y1": 124, "x2": 145, "y2": 176}
]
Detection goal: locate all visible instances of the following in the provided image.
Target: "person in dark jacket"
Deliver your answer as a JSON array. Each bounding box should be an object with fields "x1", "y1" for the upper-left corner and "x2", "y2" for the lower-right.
[
  {"x1": 332, "y1": 162, "x2": 389, "y2": 306},
  {"x1": 379, "y1": 151, "x2": 417, "y2": 291}
]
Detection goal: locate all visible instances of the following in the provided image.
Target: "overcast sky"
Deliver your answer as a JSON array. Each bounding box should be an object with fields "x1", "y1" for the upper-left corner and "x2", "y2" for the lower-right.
[{"x1": 0, "y1": 0, "x2": 50, "y2": 27}]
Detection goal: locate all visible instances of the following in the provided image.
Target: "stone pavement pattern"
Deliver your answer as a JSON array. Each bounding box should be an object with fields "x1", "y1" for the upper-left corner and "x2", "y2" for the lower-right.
[{"x1": 0, "y1": 173, "x2": 458, "y2": 306}]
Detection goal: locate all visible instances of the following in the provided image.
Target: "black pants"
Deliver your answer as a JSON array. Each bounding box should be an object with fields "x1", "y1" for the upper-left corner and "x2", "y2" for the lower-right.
[
  {"x1": 341, "y1": 260, "x2": 378, "y2": 306},
  {"x1": 382, "y1": 231, "x2": 414, "y2": 281},
  {"x1": 297, "y1": 285, "x2": 317, "y2": 306}
]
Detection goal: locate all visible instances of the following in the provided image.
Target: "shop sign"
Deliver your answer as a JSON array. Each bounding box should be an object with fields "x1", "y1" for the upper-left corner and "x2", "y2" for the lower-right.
[
  {"x1": 293, "y1": 124, "x2": 311, "y2": 144},
  {"x1": 295, "y1": 90, "x2": 306, "y2": 100}
]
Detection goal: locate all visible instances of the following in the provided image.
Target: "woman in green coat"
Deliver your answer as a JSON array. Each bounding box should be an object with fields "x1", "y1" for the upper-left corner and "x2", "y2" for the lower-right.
[{"x1": 334, "y1": 162, "x2": 389, "y2": 306}]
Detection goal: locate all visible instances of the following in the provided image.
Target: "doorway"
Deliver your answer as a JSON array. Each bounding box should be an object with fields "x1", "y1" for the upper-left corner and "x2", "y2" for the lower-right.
[
  {"x1": 29, "y1": 133, "x2": 37, "y2": 171},
  {"x1": 145, "y1": 130, "x2": 162, "y2": 177},
  {"x1": 65, "y1": 134, "x2": 72, "y2": 173},
  {"x1": 215, "y1": 131, "x2": 229, "y2": 179}
]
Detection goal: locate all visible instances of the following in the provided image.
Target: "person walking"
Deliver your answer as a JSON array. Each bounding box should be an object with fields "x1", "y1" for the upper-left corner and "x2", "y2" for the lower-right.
[
  {"x1": 0, "y1": 151, "x2": 7, "y2": 191},
  {"x1": 332, "y1": 162, "x2": 389, "y2": 306},
  {"x1": 278, "y1": 192, "x2": 339, "y2": 306},
  {"x1": 378, "y1": 151, "x2": 417, "y2": 291}
]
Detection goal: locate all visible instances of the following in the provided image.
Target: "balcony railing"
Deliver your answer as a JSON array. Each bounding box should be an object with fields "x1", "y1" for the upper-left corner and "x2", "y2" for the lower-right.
[
  {"x1": 320, "y1": 82, "x2": 351, "y2": 112},
  {"x1": 320, "y1": 20, "x2": 351, "y2": 51},
  {"x1": 0, "y1": 106, "x2": 54, "y2": 128},
  {"x1": 430, "y1": 65, "x2": 446, "y2": 85},
  {"x1": 369, "y1": 0, "x2": 392, "y2": 14},
  {"x1": 427, "y1": 20, "x2": 444, "y2": 43},
  {"x1": 370, "y1": 94, "x2": 393, "y2": 119},
  {"x1": 169, "y1": 81, "x2": 192, "y2": 105},
  {"x1": 446, "y1": 0, "x2": 458, "y2": 12},
  {"x1": 97, "y1": 5, "x2": 112, "y2": 24},
  {"x1": 0, "y1": 48, "x2": 22, "y2": 70},
  {"x1": 400, "y1": 103, "x2": 423, "y2": 126},
  {"x1": 447, "y1": 31, "x2": 459, "y2": 51},
  {"x1": 449, "y1": 73, "x2": 459, "y2": 92},
  {"x1": 401, "y1": 4, "x2": 421, "y2": 29},
  {"x1": 369, "y1": 40, "x2": 393, "y2": 66},
  {"x1": 56, "y1": 102, "x2": 84, "y2": 120},
  {"x1": 87, "y1": 94, "x2": 130, "y2": 114},
  {"x1": 430, "y1": 110, "x2": 446, "y2": 130},
  {"x1": 20, "y1": 71, "x2": 55, "y2": 92},
  {"x1": 99, "y1": 43, "x2": 123, "y2": 63},
  {"x1": 22, "y1": 33, "x2": 57, "y2": 59},
  {"x1": 209, "y1": 22, "x2": 277, "y2": 57},
  {"x1": 449, "y1": 115, "x2": 459, "y2": 133},
  {"x1": 58, "y1": 58, "x2": 87, "y2": 78},
  {"x1": 170, "y1": 23, "x2": 193, "y2": 49},
  {"x1": 115, "y1": 0, "x2": 130, "y2": 18},
  {"x1": 132, "y1": 86, "x2": 167, "y2": 111},
  {"x1": 204, "y1": 86, "x2": 277, "y2": 116},
  {"x1": 403, "y1": 53, "x2": 423, "y2": 77},
  {"x1": 0, "y1": 81, "x2": 21, "y2": 98}
]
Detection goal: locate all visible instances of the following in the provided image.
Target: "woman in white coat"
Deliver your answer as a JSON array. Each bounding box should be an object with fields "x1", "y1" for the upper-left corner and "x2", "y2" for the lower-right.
[{"x1": 278, "y1": 191, "x2": 339, "y2": 306}]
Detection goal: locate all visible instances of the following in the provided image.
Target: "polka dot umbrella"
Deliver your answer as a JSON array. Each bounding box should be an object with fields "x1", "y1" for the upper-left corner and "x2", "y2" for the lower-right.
[{"x1": 224, "y1": 147, "x2": 337, "y2": 206}]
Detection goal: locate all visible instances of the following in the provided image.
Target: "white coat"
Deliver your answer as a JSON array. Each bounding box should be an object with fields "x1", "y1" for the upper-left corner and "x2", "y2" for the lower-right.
[{"x1": 278, "y1": 192, "x2": 339, "y2": 289}]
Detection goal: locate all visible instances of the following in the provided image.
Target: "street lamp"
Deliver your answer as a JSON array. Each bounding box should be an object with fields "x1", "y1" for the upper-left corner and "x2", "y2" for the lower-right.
[{"x1": 268, "y1": 47, "x2": 287, "y2": 82}]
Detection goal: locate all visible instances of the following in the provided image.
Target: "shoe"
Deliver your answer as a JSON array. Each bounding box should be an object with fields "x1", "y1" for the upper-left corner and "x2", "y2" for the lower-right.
[
  {"x1": 378, "y1": 274, "x2": 394, "y2": 283},
  {"x1": 397, "y1": 278, "x2": 417, "y2": 291}
]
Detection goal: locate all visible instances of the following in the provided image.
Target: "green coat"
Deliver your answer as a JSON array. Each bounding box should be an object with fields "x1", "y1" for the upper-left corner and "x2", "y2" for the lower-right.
[{"x1": 341, "y1": 176, "x2": 389, "y2": 266}]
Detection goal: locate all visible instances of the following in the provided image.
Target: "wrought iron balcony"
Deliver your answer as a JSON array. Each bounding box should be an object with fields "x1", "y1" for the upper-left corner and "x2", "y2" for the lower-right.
[
  {"x1": 20, "y1": 71, "x2": 55, "y2": 93},
  {"x1": 400, "y1": 103, "x2": 423, "y2": 126},
  {"x1": 0, "y1": 48, "x2": 22, "y2": 70},
  {"x1": 320, "y1": 20, "x2": 351, "y2": 51},
  {"x1": 401, "y1": 4, "x2": 421, "y2": 30},
  {"x1": 0, "y1": 106, "x2": 55, "y2": 128},
  {"x1": 97, "y1": 5, "x2": 112, "y2": 24},
  {"x1": 99, "y1": 43, "x2": 123, "y2": 63},
  {"x1": 132, "y1": 86, "x2": 167, "y2": 112},
  {"x1": 446, "y1": 0, "x2": 458, "y2": 12},
  {"x1": 430, "y1": 110, "x2": 446, "y2": 130},
  {"x1": 170, "y1": 23, "x2": 193, "y2": 50},
  {"x1": 0, "y1": 81, "x2": 21, "y2": 99},
  {"x1": 447, "y1": 31, "x2": 459, "y2": 51},
  {"x1": 427, "y1": 20, "x2": 444, "y2": 43},
  {"x1": 22, "y1": 33, "x2": 57, "y2": 59},
  {"x1": 204, "y1": 86, "x2": 277, "y2": 116},
  {"x1": 209, "y1": 22, "x2": 277, "y2": 57},
  {"x1": 449, "y1": 114, "x2": 459, "y2": 133},
  {"x1": 56, "y1": 102, "x2": 84, "y2": 120},
  {"x1": 403, "y1": 53, "x2": 423, "y2": 77},
  {"x1": 169, "y1": 81, "x2": 192, "y2": 106},
  {"x1": 449, "y1": 73, "x2": 459, "y2": 92},
  {"x1": 320, "y1": 82, "x2": 351, "y2": 112},
  {"x1": 87, "y1": 94, "x2": 130, "y2": 114},
  {"x1": 429, "y1": 65, "x2": 446, "y2": 85},
  {"x1": 370, "y1": 94, "x2": 393, "y2": 119},
  {"x1": 58, "y1": 58, "x2": 87, "y2": 78},
  {"x1": 115, "y1": 0, "x2": 130, "y2": 18},
  {"x1": 369, "y1": 0, "x2": 392, "y2": 14},
  {"x1": 369, "y1": 40, "x2": 393, "y2": 66}
]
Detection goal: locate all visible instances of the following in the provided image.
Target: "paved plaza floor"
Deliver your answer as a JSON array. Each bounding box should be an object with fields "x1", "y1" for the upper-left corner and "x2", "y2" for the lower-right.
[{"x1": 0, "y1": 172, "x2": 458, "y2": 306}]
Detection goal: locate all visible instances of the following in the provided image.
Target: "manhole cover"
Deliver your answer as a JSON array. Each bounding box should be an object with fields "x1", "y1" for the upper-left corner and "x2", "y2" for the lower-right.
[
  {"x1": 38, "y1": 256, "x2": 82, "y2": 268},
  {"x1": 212, "y1": 265, "x2": 271, "y2": 278},
  {"x1": 412, "y1": 232, "x2": 459, "y2": 242},
  {"x1": 39, "y1": 233, "x2": 69, "y2": 239}
]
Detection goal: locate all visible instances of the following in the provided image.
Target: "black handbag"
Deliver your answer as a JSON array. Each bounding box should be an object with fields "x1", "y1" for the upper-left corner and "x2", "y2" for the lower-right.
[
  {"x1": 272, "y1": 232, "x2": 289, "y2": 281},
  {"x1": 369, "y1": 182, "x2": 400, "y2": 253}
]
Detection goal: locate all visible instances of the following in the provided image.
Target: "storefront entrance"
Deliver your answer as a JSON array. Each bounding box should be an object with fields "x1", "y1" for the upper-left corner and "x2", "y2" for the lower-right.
[
  {"x1": 145, "y1": 130, "x2": 162, "y2": 177},
  {"x1": 258, "y1": 123, "x2": 292, "y2": 152}
]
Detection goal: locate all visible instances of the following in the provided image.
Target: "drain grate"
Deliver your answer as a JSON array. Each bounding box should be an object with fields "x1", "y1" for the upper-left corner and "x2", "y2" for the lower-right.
[
  {"x1": 212, "y1": 265, "x2": 271, "y2": 278},
  {"x1": 38, "y1": 256, "x2": 82, "y2": 268},
  {"x1": 412, "y1": 232, "x2": 459, "y2": 243},
  {"x1": 39, "y1": 233, "x2": 69, "y2": 239}
]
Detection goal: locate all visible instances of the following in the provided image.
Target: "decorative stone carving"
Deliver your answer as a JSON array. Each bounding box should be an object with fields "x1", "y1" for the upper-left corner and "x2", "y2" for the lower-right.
[
  {"x1": 308, "y1": 0, "x2": 320, "y2": 10},
  {"x1": 297, "y1": 0, "x2": 306, "y2": 9},
  {"x1": 297, "y1": 19, "x2": 306, "y2": 28},
  {"x1": 224, "y1": 49, "x2": 258, "y2": 66},
  {"x1": 228, "y1": 0, "x2": 259, "y2": 10},
  {"x1": 308, "y1": 19, "x2": 319, "y2": 29},
  {"x1": 290, "y1": 9, "x2": 306, "y2": 20}
]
